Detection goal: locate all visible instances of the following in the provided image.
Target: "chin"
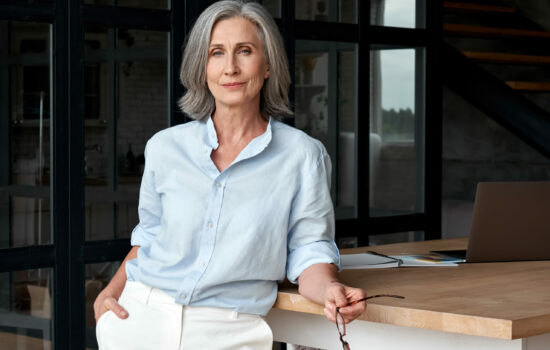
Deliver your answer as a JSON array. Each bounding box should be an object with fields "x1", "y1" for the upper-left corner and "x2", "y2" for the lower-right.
[{"x1": 218, "y1": 97, "x2": 257, "y2": 109}]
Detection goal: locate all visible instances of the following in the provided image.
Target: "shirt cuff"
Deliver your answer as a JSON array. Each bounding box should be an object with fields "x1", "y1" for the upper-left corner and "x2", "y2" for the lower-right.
[
  {"x1": 286, "y1": 240, "x2": 341, "y2": 284},
  {"x1": 130, "y1": 224, "x2": 155, "y2": 247}
]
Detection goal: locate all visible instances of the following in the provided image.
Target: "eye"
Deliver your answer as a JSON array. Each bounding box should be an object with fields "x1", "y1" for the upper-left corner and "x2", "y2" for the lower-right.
[
  {"x1": 239, "y1": 48, "x2": 251, "y2": 54},
  {"x1": 211, "y1": 50, "x2": 223, "y2": 56}
]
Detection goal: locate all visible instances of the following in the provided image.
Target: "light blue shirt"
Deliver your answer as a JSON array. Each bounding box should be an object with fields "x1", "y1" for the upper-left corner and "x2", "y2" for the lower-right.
[{"x1": 126, "y1": 116, "x2": 340, "y2": 315}]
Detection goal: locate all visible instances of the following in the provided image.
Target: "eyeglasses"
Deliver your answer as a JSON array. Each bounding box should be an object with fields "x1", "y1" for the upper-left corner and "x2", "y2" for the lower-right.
[{"x1": 335, "y1": 294, "x2": 405, "y2": 350}]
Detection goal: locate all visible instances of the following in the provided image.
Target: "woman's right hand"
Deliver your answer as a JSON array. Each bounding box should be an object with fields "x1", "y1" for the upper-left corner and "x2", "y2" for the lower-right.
[
  {"x1": 93, "y1": 289, "x2": 128, "y2": 322},
  {"x1": 93, "y1": 246, "x2": 138, "y2": 323}
]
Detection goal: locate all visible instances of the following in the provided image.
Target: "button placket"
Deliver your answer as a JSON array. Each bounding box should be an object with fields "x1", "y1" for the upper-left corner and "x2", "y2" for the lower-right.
[{"x1": 179, "y1": 173, "x2": 227, "y2": 305}]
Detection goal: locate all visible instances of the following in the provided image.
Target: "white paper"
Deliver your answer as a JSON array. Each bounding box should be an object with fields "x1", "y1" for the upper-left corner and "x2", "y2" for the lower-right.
[{"x1": 340, "y1": 252, "x2": 460, "y2": 270}]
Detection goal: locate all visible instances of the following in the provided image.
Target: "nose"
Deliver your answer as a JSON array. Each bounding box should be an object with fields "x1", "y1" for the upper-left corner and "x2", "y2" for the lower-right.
[{"x1": 224, "y1": 54, "x2": 239, "y2": 76}]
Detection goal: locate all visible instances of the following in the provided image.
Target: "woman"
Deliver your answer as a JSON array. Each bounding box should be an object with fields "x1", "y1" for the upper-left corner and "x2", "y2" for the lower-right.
[{"x1": 94, "y1": 1, "x2": 366, "y2": 349}]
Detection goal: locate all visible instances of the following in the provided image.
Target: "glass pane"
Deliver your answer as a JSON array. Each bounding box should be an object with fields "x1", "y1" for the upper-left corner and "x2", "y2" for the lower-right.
[
  {"x1": 370, "y1": 0, "x2": 424, "y2": 28},
  {"x1": 369, "y1": 47, "x2": 425, "y2": 217},
  {"x1": 84, "y1": 26, "x2": 168, "y2": 241},
  {"x1": 115, "y1": 0, "x2": 168, "y2": 9},
  {"x1": 85, "y1": 261, "x2": 121, "y2": 349},
  {"x1": 9, "y1": 195, "x2": 51, "y2": 248},
  {"x1": 0, "y1": 268, "x2": 53, "y2": 349},
  {"x1": 116, "y1": 60, "x2": 167, "y2": 238},
  {"x1": 296, "y1": 0, "x2": 357, "y2": 23},
  {"x1": 116, "y1": 28, "x2": 168, "y2": 49},
  {"x1": 84, "y1": 63, "x2": 108, "y2": 121},
  {"x1": 85, "y1": 202, "x2": 113, "y2": 240},
  {"x1": 8, "y1": 0, "x2": 51, "y2": 2},
  {"x1": 368, "y1": 231, "x2": 423, "y2": 245},
  {"x1": 1, "y1": 21, "x2": 52, "y2": 248},
  {"x1": 337, "y1": 49, "x2": 357, "y2": 219},
  {"x1": 85, "y1": 26, "x2": 108, "y2": 53},
  {"x1": 295, "y1": 41, "x2": 357, "y2": 219},
  {"x1": 259, "y1": 0, "x2": 281, "y2": 18},
  {"x1": 84, "y1": 0, "x2": 169, "y2": 10}
]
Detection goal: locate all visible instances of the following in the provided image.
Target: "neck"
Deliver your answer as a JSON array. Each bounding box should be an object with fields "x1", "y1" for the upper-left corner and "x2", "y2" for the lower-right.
[{"x1": 211, "y1": 106, "x2": 268, "y2": 146}]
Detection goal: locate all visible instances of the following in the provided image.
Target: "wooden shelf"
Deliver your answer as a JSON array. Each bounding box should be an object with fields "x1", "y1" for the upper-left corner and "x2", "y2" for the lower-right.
[
  {"x1": 506, "y1": 81, "x2": 550, "y2": 92},
  {"x1": 445, "y1": 23, "x2": 550, "y2": 39},
  {"x1": 443, "y1": 1, "x2": 515, "y2": 14},
  {"x1": 461, "y1": 51, "x2": 550, "y2": 65}
]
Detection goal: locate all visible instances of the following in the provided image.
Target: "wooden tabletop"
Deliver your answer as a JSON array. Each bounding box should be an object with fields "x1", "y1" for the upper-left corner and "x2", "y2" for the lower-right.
[{"x1": 274, "y1": 238, "x2": 550, "y2": 340}]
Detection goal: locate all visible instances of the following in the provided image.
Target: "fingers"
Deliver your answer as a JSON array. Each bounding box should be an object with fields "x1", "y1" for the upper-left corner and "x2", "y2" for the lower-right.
[
  {"x1": 334, "y1": 291, "x2": 348, "y2": 308},
  {"x1": 339, "y1": 287, "x2": 367, "y2": 324},
  {"x1": 104, "y1": 297, "x2": 129, "y2": 319},
  {"x1": 335, "y1": 285, "x2": 351, "y2": 308},
  {"x1": 323, "y1": 284, "x2": 367, "y2": 324},
  {"x1": 344, "y1": 287, "x2": 366, "y2": 302},
  {"x1": 95, "y1": 297, "x2": 128, "y2": 322},
  {"x1": 323, "y1": 304, "x2": 337, "y2": 324},
  {"x1": 324, "y1": 302, "x2": 364, "y2": 325},
  {"x1": 338, "y1": 302, "x2": 366, "y2": 324},
  {"x1": 325, "y1": 282, "x2": 349, "y2": 308}
]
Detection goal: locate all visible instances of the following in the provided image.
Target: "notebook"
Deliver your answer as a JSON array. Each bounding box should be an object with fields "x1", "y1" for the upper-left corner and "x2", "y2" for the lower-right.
[
  {"x1": 340, "y1": 251, "x2": 462, "y2": 269},
  {"x1": 465, "y1": 182, "x2": 550, "y2": 263}
]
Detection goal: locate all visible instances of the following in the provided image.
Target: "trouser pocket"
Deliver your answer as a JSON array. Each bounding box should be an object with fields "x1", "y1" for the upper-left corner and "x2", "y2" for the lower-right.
[{"x1": 96, "y1": 296, "x2": 181, "y2": 350}]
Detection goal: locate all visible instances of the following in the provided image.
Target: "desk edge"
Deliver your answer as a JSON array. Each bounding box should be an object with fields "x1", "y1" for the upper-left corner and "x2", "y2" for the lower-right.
[{"x1": 274, "y1": 291, "x2": 536, "y2": 340}]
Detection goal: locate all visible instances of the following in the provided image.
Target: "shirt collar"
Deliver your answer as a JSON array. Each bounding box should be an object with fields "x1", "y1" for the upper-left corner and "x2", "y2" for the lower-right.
[
  {"x1": 204, "y1": 116, "x2": 219, "y2": 149},
  {"x1": 238, "y1": 116, "x2": 272, "y2": 160},
  {"x1": 202, "y1": 115, "x2": 273, "y2": 160}
]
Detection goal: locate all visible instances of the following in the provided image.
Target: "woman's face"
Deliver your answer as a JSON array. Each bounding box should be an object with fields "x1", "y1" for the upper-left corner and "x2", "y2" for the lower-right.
[{"x1": 206, "y1": 17, "x2": 270, "y2": 112}]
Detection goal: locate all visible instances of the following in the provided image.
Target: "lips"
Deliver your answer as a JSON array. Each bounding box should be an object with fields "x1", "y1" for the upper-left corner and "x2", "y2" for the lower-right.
[{"x1": 222, "y1": 82, "x2": 245, "y2": 87}]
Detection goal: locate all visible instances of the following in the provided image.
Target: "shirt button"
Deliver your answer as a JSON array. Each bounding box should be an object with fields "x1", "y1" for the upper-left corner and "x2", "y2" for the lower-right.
[
  {"x1": 216, "y1": 182, "x2": 221, "y2": 188},
  {"x1": 207, "y1": 221, "x2": 213, "y2": 228},
  {"x1": 200, "y1": 262, "x2": 205, "y2": 267},
  {"x1": 180, "y1": 293, "x2": 186, "y2": 299},
  {"x1": 203, "y1": 148, "x2": 208, "y2": 154}
]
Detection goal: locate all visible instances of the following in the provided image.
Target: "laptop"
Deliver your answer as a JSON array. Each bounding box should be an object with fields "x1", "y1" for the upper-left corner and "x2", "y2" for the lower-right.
[{"x1": 465, "y1": 182, "x2": 550, "y2": 263}]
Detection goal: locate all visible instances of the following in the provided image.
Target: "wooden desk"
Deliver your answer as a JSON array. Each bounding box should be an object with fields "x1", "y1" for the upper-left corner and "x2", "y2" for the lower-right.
[{"x1": 266, "y1": 238, "x2": 550, "y2": 350}]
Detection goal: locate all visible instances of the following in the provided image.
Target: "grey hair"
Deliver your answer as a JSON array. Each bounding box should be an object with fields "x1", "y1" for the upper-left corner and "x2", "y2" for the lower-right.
[{"x1": 178, "y1": 0, "x2": 292, "y2": 121}]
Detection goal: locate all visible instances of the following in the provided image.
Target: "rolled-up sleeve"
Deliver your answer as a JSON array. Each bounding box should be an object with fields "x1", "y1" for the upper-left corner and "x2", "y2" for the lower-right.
[
  {"x1": 130, "y1": 141, "x2": 162, "y2": 247},
  {"x1": 286, "y1": 150, "x2": 341, "y2": 284}
]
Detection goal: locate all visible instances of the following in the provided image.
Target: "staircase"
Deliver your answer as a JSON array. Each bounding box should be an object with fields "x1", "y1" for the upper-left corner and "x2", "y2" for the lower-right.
[{"x1": 442, "y1": 0, "x2": 550, "y2": 158}]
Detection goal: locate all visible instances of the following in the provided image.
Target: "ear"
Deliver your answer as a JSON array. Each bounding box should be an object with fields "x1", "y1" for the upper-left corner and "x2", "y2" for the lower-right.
[{"x1": 264, "y1": 65, "x2": 270, "y2": 79}]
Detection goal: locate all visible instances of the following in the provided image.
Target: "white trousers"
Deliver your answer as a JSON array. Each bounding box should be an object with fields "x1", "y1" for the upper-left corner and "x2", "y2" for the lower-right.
[{"x1": 96, "y1": 281, "x2": 273, "y2": 350}]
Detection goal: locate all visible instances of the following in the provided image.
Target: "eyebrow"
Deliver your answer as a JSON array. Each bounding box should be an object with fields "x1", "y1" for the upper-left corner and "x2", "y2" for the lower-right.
[{"x1": 209, "y1": 41, "x2": 257, "y2": 48}]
